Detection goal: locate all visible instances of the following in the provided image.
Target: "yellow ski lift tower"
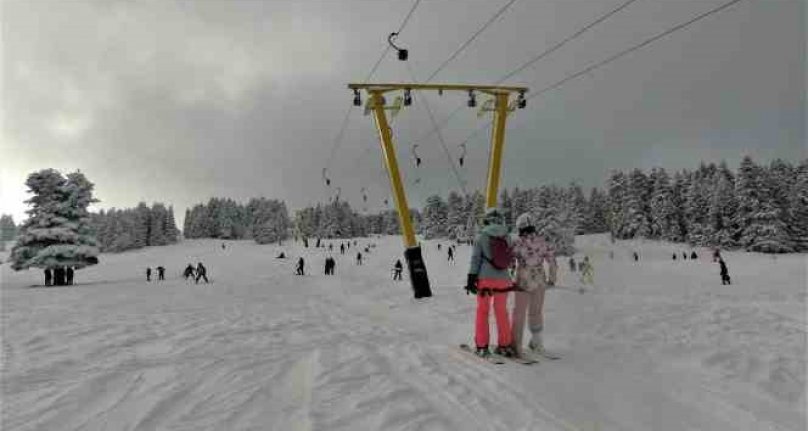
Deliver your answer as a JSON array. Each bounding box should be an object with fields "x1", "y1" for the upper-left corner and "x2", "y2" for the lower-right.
[{"x1": 348, "y1": 83, "x2": 528, "y2": 298}]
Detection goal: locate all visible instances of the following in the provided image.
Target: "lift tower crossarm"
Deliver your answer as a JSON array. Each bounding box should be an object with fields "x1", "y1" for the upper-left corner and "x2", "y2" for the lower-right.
[{"x1": 348, "y1": 83, "x2": 527, "y2": 96}]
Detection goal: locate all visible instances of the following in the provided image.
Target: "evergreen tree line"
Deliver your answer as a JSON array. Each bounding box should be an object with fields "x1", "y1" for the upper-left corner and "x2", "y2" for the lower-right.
[
  {"x1": 294, "y1": 200, "x2": 422, "y2": 240},
  {"x1": 607, "y1": 157, "x2": 808, "y2": 253},
  {"x1": 89, "y1": 203, "x2": 180, "y2": 253},
  {"x1": 183, "y1": 197, "x2": 292, "y2": 244},
  {"x1": 420, "y1": 187, "x2": 582, "y2": 255}
]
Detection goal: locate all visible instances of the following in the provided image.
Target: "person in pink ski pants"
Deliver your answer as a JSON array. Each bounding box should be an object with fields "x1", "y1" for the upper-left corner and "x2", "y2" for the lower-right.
[{"x1": 465, "y1": 208, "x2": 516, "y2": 358}]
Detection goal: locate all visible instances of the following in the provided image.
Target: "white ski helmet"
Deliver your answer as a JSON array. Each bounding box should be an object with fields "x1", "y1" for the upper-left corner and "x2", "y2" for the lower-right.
[{"x1": 515, "y1": 213, "x2": 535, "y2": 230}]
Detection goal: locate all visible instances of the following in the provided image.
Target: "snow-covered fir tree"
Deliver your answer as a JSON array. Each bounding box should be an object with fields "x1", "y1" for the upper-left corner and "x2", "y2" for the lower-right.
[
  {"x1": 735, "y1": 156, "x2": 793, "y2": 252},
  {"x1": 11, "y1": 169, "x2": 100, "y2": 285},
  {"x1": 707, "y1": 163, "x2": 738, "y2": 248},
  {"x1": 607, "y1": 170, "x2": 628, "y2": 238},
  {"x1": 584, "y1": 188, "x2": 609, "y2": 233},
  {"x1": 567, "y1": 182, "x2": 587, "y2": 234},
  {"x1": 421, "y1": 195, "x2": 448, "y2": 239},
  {"x1": 788, "y1": 161, "x2": 808, "y2": 251},
  {"x1": 446, "y1": 191, "x2": 466, "y2": 239},
  {"x1": 0, "y1": 214, "x2": 16, "y2": 241}
]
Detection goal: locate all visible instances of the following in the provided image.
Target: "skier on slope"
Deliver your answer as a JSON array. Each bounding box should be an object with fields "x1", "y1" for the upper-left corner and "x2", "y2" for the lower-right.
[
  {"x1": 579, "y1": 256, "x2": 594, "y2": 288},
  {"x1": 510, "y1": 213, "x2": 558, "y2": 358},
  {"x1": 718, "y1": 258, "x2": 731, "y2": 285},
  {"x1": 393, "y1": 259, "x2": 403, "y2": 280},
  {"x1": 465, "y1": 207, "x2": 516, "y2": 358}
]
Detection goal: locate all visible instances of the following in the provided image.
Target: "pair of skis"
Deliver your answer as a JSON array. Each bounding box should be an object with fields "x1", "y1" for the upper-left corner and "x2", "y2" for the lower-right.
[{"x1": 458, "y1": 344, "x2": 560, "y2": 365}]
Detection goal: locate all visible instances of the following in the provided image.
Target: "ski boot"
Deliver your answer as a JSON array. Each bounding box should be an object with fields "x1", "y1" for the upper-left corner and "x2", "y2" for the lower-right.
[
  {"x1": 475, "y1": 345, "x2": 490, "y2": 358},
  {"x1": 494, "y1": 345, "x2": 517, "y2": 358}
]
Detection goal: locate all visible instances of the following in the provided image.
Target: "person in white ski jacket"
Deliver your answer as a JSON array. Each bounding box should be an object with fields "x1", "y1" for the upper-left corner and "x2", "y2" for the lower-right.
[{"x1": 510, "y1": 213, "x2": 558, "y2": 357}]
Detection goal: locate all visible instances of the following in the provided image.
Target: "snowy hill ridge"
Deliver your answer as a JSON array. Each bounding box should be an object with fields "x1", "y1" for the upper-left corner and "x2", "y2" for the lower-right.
[{"x1": 1, "y1": 234, "x2": 805, "y2": 430}]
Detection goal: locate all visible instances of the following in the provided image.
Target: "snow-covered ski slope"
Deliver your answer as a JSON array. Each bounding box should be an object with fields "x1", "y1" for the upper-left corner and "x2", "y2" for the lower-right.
[{"x1": 1, "y1": 234, "x2": 805, "y2": 431}]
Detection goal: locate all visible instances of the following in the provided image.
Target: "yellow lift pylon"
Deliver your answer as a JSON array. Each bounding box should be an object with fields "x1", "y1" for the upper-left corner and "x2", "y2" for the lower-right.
[{"x1": 348, "y1": 83, "x2": 528, "y2": 298}]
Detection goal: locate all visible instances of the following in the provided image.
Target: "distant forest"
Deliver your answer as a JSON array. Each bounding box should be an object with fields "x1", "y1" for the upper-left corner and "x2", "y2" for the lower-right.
[{"x1": 4, "y1": 156, "x2": 804, "y2": 255}]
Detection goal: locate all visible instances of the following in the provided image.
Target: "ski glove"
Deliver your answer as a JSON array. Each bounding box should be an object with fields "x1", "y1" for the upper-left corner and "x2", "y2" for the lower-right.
[{"x1": 465, "y1": 274, "x2": 478, "y2": 295}]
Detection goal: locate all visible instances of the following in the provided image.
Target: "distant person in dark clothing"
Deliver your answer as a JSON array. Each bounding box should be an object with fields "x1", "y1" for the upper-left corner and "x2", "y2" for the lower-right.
[
  {"x1": 303, "y1": 238, "x2": 309, "y2": 248},
  {"x1": 66, "y1": 267, "x2": 74, "y2": 285},
  {"x1": 195, "y1": 263, "x2": 209, "y2": 284},
  {"x1": 691, "y1": 251, "x2": 698, "y2": 260},
  {"x1": 437, "y1": 244, "x2": 442, "y2": 251},
  {"x1": 324, "y1": 257, "x2": 335, "y2": 275},
  {"x1": 393, "y1": 259, "x2": 403, "y2": 280},
  {"x1": 316, "y1": 238, "x2": 321, "y2": 248},
  {"x1": 682, "y1": 252, "x2": 687, "y2": 260},
  {"x1": 183, "y1": 264, "x2": 195, "y2": 280},
  {"x1": 157, "y1": 266, "x2": 165, "y2": 281},
  {"x1": 329, "y1": 243, "x2": 333, "y2": 252},
  {"x1": 672, "y1": 253, "x2": 677, "y2": 260},
  {"x1": 569, "y1": 257, "x2": 576, "y2": 272},
  {"x1": 296, "y1": 257, "x2": 305, "y2": 275},
  {"x1": 356, "y1": 252, "x2": 363, "y2": 265},
  {"x1": 712, "y1": 249, "x2": 721, "y2": 262},
  {"x1": 276, "y1": 252, "x2": 286, "y2": 259},
  {"x1": 633, "y1": 251, "x2": 639, "y2": 262},
  {"x1": 221, "y1": 243, "x2": 226, "y2": 250},
  {"x1": 447, "y1": 246, "x2": 454, "y2": 262},
  {"x1": 146, "y1": 267, "x2": 152, "y2": 282},
  {"x1": 54, "y1": 267, "x2": 65, "y2": 286},
  {"x1": 44, "y1": 268, "x2": 52, "y2": 286},
  {"x1": 719, "y1": 259, "x2": 731, "y2": 285},
  {"x1": 340, "y1": 243, "x2": 345, "y2": 255}
]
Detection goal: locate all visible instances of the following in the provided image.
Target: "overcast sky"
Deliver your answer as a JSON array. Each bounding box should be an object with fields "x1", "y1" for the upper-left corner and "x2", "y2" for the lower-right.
[{"x1": 1, "y1": 0, "x2": 805, "y2": 226}]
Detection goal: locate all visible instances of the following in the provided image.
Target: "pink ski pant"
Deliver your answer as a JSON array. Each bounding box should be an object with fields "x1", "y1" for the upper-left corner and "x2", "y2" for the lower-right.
[{"x1": 474, "y1": 278, "x2": 512, "y2": 348}]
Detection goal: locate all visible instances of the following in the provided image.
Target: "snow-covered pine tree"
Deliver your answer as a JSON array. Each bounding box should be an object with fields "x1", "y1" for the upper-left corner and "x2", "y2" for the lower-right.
[
  {"x1": 421, "y1": 195, "x2": 448, "y2": 239},
  {"x1": 499, "y1": 189, "x2": 513, "y2": 230},
  {"x1": 132, "y1": 202, "x2": 151, "y2": 247},
  {"x1": 567, "y1": 182, "x2": 587, "y2": 235},
  {"x1": 446, "y1": 191, "x2": 465, "y2": 240},
  {"x1": 735, "y1": 156, "x2": 793, "y2": 252},
  {"x1": 166, "y1": 206, "x2": 179, "y2": 243},
  {"x1": 648, "y1": 168, "x2": 674, "y2": 240},
  {"x1": 707, "y1": 163, "x2": 738, "y2": 248},
  {"x1": 0, "y1": 214, "x2": 16, "y2": 241},
  {"x1": 789, "y1": 160, "x2": 808, "y2": 251},
  {"x1": 625, "y1": 169, "x2": 651, "y2": 239},
  {"x1": 10, "y1": 169, "x2": 100, "y2": 285},
  {"x1": 684, "y1": 168, "x2": 711, "y2": 246},
  {"x1": 585, "y1": 187, "x2": 609, "y2": 233},
  {"x1": 148, "y1": 203, "x2": 168, "y2": 246},
  {"x1": 607, "y1": 170, "x2": 628, "y2": 239},
  {"x1": 768, "y1": 159, "x2": 795, "y2": 224}
]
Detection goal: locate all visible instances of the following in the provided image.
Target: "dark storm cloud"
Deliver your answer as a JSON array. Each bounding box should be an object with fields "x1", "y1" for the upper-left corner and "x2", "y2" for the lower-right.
[{"x1": 1, "y1": 0, "x2": 804, "y2": 223}]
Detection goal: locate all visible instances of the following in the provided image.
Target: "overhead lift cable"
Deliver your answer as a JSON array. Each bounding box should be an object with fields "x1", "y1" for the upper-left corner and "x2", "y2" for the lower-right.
[
  {"x1": 411, "y1": 0, "x2": 640, "y2": 148},
  {"x1": 423, "y1": 0, "x2": 520, "y2": 82},
  {"x1": 322, "y1": 0, "x2": 423, "y2": 189},
  {"x1": 454, "y1": 0, "x2": 749, "y2": 151}
]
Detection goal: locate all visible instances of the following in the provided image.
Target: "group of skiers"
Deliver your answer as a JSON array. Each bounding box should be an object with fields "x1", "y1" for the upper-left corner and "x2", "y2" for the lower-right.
[
  {"x1": 145, "y1": 266, "x2": 166, "y2": 281},
  {"x1": 144, "y1": 263, "x2": 208, "y2": 283},
  {"x1": 672, "y1": 251, "x2": 700, "y2": 261},
  {"x1": 181, "y1": 262, "x2": 209, "y2": 283},
  {"x1": 43, "y1": 266, "x2": 75, "y2": 286},
  {"x1": 465, "y1": 208, "x2": 560, "y2": 360}
]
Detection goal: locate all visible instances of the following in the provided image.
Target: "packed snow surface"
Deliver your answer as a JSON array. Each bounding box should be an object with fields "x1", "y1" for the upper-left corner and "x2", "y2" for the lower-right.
[{"x1": 1, "y1": 234, "x2": 805, "y2": 430}]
